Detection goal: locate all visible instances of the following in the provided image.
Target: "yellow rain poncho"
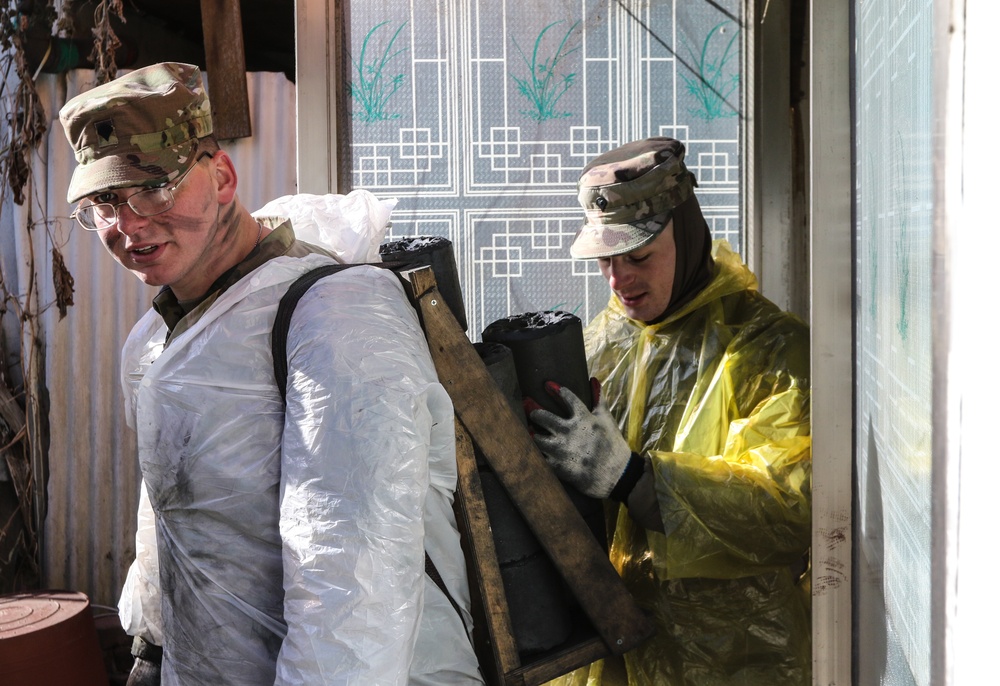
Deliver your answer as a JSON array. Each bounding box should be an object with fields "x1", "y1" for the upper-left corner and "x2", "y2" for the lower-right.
[{"x1": 556, "y1": 241, "x2": 811, "y2": 686}]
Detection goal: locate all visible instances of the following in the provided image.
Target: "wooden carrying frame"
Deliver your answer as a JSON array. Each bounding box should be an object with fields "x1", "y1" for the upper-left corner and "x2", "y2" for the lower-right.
[{"x1": 400, "y1": 266, "x2": 654, "y2": 685}]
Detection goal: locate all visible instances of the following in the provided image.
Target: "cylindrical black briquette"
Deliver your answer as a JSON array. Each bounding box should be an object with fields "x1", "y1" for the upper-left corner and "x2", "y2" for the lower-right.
[{"x1": 379, "y1": 235, "x2": 468, "y2": 331}]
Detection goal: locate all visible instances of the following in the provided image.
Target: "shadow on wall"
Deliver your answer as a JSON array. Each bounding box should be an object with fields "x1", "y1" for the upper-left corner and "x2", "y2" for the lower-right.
[{"x1": 856, "y1": 418, "x2": 887, "y2": 684}]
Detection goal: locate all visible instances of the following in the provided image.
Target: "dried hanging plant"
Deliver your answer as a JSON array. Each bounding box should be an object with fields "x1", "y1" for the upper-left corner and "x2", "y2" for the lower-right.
[
  {"x1": 0, "y1": 0, "x2": 131, "y2": 592},
  {"x1": 51, "y1": 246, "x2": 75, "y2": 319},
  {"x1": 90, "y1": 0, "x2": 126, "y2": 85},
  {"x1": 1, "y1": 1, "x2": 52, "y2": 205},
  {"x1": 56, "y1": 0, "x2": 77, "y2": 37},
  {"x1": 0, "y1": 0, "x2": 78, "y2": 591}
]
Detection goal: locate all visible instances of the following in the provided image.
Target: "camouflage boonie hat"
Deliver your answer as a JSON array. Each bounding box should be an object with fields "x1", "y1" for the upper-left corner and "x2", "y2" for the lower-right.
[
  {"x1": 59, "y1": 62, "x2": 213, "y2": 203},
  {"x1": 571, "y1": 137, "x2": 696, "y2": 259}
]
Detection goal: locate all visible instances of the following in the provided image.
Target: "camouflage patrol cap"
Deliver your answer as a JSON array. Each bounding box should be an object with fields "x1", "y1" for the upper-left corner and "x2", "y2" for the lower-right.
[
  {"x1": 571, "y1": 137, "x2": 696, "y2": 259},
  {"x1": 59, "y1": 62, "x2": 214, "y2": 203}
]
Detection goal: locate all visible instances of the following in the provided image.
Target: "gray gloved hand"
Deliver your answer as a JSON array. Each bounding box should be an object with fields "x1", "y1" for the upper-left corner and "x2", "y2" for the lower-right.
[{"x1": 525, "y1": 379, "x2": 633, "y2": 499}]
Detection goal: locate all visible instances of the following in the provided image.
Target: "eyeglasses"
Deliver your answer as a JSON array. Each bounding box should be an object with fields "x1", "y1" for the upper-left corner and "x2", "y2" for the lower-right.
[{"x1": 71, "y1": 153, "x2": 210, "y2": 231}]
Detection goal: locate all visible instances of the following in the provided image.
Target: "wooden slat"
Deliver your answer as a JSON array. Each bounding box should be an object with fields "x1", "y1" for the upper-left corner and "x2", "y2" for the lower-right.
[
  {"x1": 200, "y1": 0, "x2": 252, "y2": 139},
  {"x1": 293, "y1": 0, "x2": 335, "y2": 192},
  {"x1": 334, "y1": 0, "x2": 352, "y2": 191},
  {"x1": 403, "y1": 267, "x2": 655, "y2": 658},
  {"x1": 453, "y1": 423, "x2": 521, "y2": 684},
  {"x1": 508, "y1": 637, "x2": 609, "y2": 686}
]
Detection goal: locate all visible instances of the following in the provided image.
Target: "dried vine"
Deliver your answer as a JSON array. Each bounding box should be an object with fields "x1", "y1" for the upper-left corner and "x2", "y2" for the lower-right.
[
  {"x1": 0, "y1": 0, "x2": 122, "y2": 591},
  {"x1": 90, "y1": 0, "x2": 125, "y2": 85}
]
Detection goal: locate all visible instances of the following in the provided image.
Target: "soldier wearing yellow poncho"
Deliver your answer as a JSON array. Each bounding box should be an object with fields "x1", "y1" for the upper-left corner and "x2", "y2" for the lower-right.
[{"x1": 525, "y1": 138, "x2": 811, "y2": 686}]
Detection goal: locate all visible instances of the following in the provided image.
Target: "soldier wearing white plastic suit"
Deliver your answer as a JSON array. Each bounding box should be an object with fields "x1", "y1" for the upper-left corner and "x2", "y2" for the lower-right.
[{"x1": 60, "y1": 62, "x2": 482, "y2": 686}]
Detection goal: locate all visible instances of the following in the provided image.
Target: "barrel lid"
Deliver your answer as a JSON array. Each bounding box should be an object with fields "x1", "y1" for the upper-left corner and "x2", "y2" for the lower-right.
[
  {"x1": 0, "y1": 589, "x2": 95, "y2": 667},
  {"x1": 0, "y1": 590, "x2": 91, "y2": 639}
]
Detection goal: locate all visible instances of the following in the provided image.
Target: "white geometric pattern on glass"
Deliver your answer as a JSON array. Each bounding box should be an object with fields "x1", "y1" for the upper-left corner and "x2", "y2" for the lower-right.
[{"x1": 348, "y1": 0, "x2": 743, "y2": 338}]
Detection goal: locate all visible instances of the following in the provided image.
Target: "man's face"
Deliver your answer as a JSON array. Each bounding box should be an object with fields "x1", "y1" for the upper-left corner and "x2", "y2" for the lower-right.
[
  {"x1": 597, "y1": 221, "x2": 677, "y2": 323},
  {"x1": 80, "y1": 154, "x2": 240, "y2": 301}
]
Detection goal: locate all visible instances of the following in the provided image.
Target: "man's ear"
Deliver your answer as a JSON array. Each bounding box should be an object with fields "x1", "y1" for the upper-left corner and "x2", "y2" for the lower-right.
[{"x1": 210, "y1": 151, "x2": 239, "y2": 204}]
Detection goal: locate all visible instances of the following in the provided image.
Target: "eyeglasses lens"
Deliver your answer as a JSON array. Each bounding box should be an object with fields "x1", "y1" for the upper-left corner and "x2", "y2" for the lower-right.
[
  {"x1": 128, "y1": 188, "x2": 173, "y2": 216},
  {"x1": 76, "y1": 188, "x2": 174, "y2": 231}
]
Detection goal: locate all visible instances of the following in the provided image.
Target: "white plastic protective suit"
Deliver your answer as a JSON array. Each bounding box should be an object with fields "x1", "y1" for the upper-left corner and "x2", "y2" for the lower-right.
[{"x1": 117, "y1": 193, "x2": 481, "y2": 685}]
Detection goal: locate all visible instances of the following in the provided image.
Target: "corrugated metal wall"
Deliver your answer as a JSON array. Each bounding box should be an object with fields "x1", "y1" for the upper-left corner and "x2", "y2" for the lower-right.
[{"x1": 8, "y1": 68, "x2": 297, "y2": 606}]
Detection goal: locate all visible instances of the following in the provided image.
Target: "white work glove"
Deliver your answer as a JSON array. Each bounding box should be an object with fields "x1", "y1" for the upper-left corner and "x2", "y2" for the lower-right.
[{"x1": 525, "y1": 378, "x2": 638, "y2": 500}]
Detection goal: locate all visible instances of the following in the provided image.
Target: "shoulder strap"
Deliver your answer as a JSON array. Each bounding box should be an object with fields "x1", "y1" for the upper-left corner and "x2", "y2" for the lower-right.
[
  {"x1": 272, "y1": 261, "x2": 412, "y2": 399},
  {"x1": 270, "y1": 261, "x2": 469, "y2": 636},
  {"x1": 272, "y1": 263, "x2": 356, "y2": 402}
]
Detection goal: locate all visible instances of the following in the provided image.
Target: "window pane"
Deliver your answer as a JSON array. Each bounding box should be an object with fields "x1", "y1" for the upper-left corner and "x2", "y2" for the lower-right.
[
  {"x1": 854, "y1": 0, "x2": 934, "y2": 684},
  {"x1": 347, "y1": 0, "x2": 744, "y2": 337}
]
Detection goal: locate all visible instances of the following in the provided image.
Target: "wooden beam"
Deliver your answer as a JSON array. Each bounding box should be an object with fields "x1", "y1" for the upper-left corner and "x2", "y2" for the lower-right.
[
  {"x1": 294, "y1": 0, "x2": 337, "y2": 192},
  {"x1": 403, "y1": 267, "x2": 655, "y2": 659},
  {"x1": 200, "y1": 0, "x2": 252, "y2": 139},
  {"x1": 453, "y1": 422, "x2": 521, "y2": 684}
]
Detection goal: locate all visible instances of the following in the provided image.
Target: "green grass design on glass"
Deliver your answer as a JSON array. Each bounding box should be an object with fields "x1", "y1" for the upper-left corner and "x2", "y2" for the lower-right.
[
  {"x1": 510, "y1": 21, "x2": 581, "y2": 121},
  {"x1": 681, "y1": 21, "x2": 740, "y2": 121},
  {"x1": 548, "y1": 302, "x2": 585, "y2": 317},
  {"x1": 349, "y1": 21, "x2": 408, "y2": 123}
]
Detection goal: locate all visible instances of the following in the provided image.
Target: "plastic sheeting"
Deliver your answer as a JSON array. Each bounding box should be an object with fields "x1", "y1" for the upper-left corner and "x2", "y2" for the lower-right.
[
  {"x1": 254, "y1": 191, "x2": 398, "y2": 263},
  {"x1": 550, "y1": 241, "x2": 811, "y2": 686},
  {"x1": 118, "y1": 195, "x2": 481, "y2": 684}
]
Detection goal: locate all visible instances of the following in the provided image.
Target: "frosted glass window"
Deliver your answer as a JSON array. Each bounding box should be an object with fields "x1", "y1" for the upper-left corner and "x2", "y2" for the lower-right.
[
  {"x1": 855, "y1": 0, "x2": 934, "y2": 684},
  {"x1": 345, "y1": 0, "x2": 744, "y2": 336}
]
